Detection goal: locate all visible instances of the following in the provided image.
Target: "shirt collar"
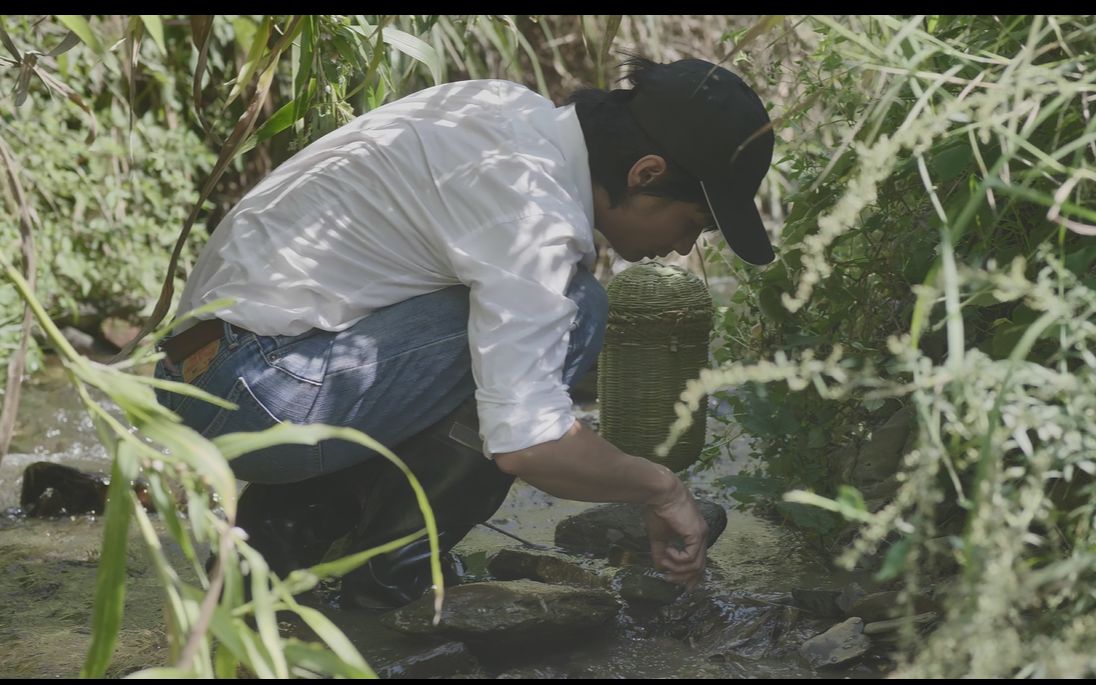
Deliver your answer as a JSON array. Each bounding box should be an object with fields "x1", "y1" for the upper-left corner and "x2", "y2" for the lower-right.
[{"x1": 553, "y1": 104, "x2": 595, "y2": 230}]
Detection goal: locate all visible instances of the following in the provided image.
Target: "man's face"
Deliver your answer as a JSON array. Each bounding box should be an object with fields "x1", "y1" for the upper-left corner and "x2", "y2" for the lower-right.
[{"x1": 595, "y1": 191, "x2": 710, "y2": 263}]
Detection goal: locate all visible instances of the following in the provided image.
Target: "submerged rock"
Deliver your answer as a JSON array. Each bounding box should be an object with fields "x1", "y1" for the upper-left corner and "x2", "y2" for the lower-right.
[
  {"x1": 487, "y1": 548, "x2": 606, "y2": 589},
  {"x1": 862, "y1": 611, "x2": 937, "y2": 638},
  {"x1": 382, "y1": 579, "x2": 619, "y2": 647},
  {"x1": 616, "y1": 566, "x2": 685, "y2": 606},
  {"x1": 799, "y1": 617, "x2": 871, "y2": 669},
  {"x1": 791, "y1": 583, "x2": 866, "y2": 618},
  {"x1": 845, "y1": 590, "x2": 939, "y2": 623},
  {"x1": 653, "y1": 591, "x2": 823, "y2": 662},
  {"x1": 374, "y1": 640, "x2": 478, "y2": 679},
  {"x1": 554, "y1": 499, "x2": 728, "y2": 560},
  {"x1": 19, "y1": 461, "x2": 152, "y2": 517},
  {"x1": 20, "y1": 462, "x2": 109, "y2": 516}
]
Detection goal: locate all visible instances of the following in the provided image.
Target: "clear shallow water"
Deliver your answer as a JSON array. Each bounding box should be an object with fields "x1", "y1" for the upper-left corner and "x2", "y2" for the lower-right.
[{"x1": 0, "y1": 359, "x2": 878, "y2": 678}]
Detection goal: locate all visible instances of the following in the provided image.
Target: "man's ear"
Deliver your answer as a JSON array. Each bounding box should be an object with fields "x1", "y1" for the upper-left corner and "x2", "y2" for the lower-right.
[{"x1": 627, "y1": 155, "x2": 668, "y2": 190}]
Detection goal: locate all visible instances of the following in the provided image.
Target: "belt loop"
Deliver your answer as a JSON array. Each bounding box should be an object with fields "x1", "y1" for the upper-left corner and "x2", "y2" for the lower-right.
[{"x1": 223, "y1": 320, "x2": 240, "y2": 350}]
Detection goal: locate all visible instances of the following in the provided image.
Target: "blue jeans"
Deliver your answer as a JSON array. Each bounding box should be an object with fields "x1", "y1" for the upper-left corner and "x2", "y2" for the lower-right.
[{"x1": 154, "y1": 267, "x2": 607, "y2": 484}]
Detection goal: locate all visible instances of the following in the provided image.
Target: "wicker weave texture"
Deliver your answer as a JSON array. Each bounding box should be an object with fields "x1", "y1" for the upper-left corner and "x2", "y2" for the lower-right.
[{"x1": 597, "y1": 263, "x2": 713, "y2": 472}]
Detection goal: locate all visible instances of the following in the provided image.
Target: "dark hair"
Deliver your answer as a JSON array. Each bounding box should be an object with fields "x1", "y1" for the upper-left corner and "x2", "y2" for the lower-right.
[{"x1": 567, "y1": 56, "x2": 711, "y2": 217}]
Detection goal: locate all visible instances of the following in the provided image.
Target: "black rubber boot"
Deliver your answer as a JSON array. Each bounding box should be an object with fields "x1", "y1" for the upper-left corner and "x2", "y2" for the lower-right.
[
  {"x1": 228, "y1": 457, "x2": 386, "y2": 579},
  {"x1": 226, "y1": 398, "x2": 513, "y2": 609},
  {"x1": 338, "y1": 398, "x2": 515, "y2": 610}
]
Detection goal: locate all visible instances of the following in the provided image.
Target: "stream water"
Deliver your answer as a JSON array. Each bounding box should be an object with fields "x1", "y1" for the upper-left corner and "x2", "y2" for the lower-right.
[{"x1": 0, "y1": 357, "x2": 883, "y2": 678}]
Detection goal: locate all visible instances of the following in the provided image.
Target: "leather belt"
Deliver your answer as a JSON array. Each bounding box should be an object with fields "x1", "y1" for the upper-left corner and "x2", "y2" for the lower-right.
[{"x1": 161, "y1": 319, "x2": 248, "y2": 364}]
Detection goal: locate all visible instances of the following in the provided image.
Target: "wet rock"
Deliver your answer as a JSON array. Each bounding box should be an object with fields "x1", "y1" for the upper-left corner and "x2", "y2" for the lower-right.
[
  {"x1": 19, "y1": 462, "x2": 152, "y2": 517},
  {"x1": 854, "y1": 405, "x2": 916, "y2": 485},
  {"x1": 650, "y1": 590, "x2": 825, "y2": 663},
  {"x1": 554, "y1": 499, "x2": 727, "y2": 560},
  {"x1": 799, "y1": 617, "x2": 870, "y2": 669},
  {"x1": 845, "y1": 591, "x2": 899, "y2": 622},
  {"x1": 845, "y1": 590, "x2": 939, "y2": 623},
  {"x1": 374, "y1": 640, "x2": 478, "y2": 679},
  {"x1": 487, "y1": 548, "x2": 605, "y2": 589},
  {"x1": 835, "y1": 583, "x2": 867, "y2": 615},
  {"x1": 791, "y1": 583, "x2": 867, "y2": 618},
  {"x1": 791, "y1": 588, "x2": 840, "y2": 617},
  {"x1": 382, "y1": 579, "x2": 619, "y2": 647},
  {"x1": 21, "y1": 462, "x2": 108, "y2": 516},
  {"x1": 616, "y1": 566, "x2": 685, "y2": 606},
  {"x1": 860, "y1": 476, "x2": 901, "y2": 512},
  {"x1": 831, "y1": 445, "x2": 860, "y2": 486},
  {"x1": 496, "y1": 665, "x2": 569, "y2": 678},
  {"x1": 4, "y1": 506, "x2": 27, "y2": 519},
  {"x1": 862, "y1": 611, "x2": 937, "y2": 637}
]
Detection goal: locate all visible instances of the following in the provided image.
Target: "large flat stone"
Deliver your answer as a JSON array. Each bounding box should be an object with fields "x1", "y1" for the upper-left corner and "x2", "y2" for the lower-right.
[
  {"x1": 382, "y1": 579, "x2": 619, "y2": 646},
  {"x1": 487, "y1": 548, "x2": 606, "y2": 588},
  {"x1": 799, "y1": 617, "x2": 871, "y2": 669}
]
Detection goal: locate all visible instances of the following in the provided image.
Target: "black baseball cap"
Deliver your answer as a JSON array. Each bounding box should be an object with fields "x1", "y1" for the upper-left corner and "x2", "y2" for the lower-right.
[{"x1": 627, "y1": 58, "x2": 776, "y2": 265}]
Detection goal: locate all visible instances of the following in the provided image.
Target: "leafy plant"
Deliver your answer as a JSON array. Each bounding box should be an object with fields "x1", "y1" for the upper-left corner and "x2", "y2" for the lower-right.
[{"x1": 664, "y1": 15, "x2": 1096, "y2": 677}]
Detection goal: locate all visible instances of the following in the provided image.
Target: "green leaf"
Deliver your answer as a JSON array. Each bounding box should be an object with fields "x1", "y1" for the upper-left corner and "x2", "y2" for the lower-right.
[
  {"x1": 140, "y1": 375, "x2": 238, "y2": 411},
  {"x1": 251, "y1": 78, "x2": 317, "y2": 150},
  {"x1": 56, "y1": 15, "x2": 104, "y2": 56},
  {"x1": 282, "y1": 640, "x2": 374, "y2": 679},
  {"x1": 377, "y1": 25, "x2": 442, "y2": 85},
  {"x1": 139, "y1": 16, "x2": 166, "y2": 54},
  {"x1": 214, "y1": 642, "x2": 240, "y2": 679},
  {"x1": 81, "y1": 441, "x2": 139, "y2": 678},
  {"x1": 238, "y1": 544, "x2": 288, "y2": 679},
  {"x1": 875, "y1": 537, "x2": 911, "y2": 581},
  {"x1": 286, "y1": 605, "x2": 374, "y2": 677},
  {"x1": 250, "y1": 99, "x2": 299, "y2": 145},
  {"x1": 758, "y1": 285, "x2": 790, "y2": 323},
  {"x1": 145, "y1": 472, "x2": 199, "y2": 572},
  {"x1": 228, "y1": 16, "x2": 271, "y2": 105},
  {"x1": 835, "y1": 485, "x2": 867, "y2": 513},
  {"x1": 774, "y1": 501, "x2": 842, "y2": 534},
  {"x1": 929, "y1": 142, "x2": 974, "y2": 184}
]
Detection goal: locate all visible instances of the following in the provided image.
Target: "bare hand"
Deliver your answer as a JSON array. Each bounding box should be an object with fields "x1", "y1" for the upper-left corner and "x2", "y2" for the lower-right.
[{"x1": 645, "y1": 481, "x2": 708, "y2": 590}]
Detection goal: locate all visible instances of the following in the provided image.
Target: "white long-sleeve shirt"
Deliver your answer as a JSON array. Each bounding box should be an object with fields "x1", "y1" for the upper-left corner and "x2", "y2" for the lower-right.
[{"x1": 177, "y1": 79, "x2": 597, "y2": 456}]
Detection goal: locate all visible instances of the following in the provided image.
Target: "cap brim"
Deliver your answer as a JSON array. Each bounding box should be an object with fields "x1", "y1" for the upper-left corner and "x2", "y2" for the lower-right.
[{"x1": 700, "y1": 179, "x2": 775, "y2": 266}]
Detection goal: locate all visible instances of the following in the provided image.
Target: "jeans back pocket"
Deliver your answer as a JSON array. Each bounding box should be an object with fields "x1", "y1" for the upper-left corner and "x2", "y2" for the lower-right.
[{"x1": 257, "y1": 329, "x2": 334, "y2": 385}]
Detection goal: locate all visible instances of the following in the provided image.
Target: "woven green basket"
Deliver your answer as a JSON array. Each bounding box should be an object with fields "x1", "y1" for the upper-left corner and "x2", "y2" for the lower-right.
[{"x1": 597, "y1": 262, "x2": 713, "y2": 472}]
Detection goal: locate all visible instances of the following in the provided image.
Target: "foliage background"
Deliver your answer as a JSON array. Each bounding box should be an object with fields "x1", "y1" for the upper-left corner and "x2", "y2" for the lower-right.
[{"x1": 1, "y1": 14, "x2": 1093, "y2": 679}]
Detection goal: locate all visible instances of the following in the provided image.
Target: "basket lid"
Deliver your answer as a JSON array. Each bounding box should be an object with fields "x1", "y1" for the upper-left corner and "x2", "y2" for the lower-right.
[{"x1": 606, "y1": 262, "x2": 713, "y2": 318}]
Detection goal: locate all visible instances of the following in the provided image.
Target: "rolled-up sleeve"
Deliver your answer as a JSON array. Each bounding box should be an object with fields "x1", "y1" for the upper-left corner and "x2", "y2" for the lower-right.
[{"x1": 449, "y1": 211, "x2": 591, "y2": 456}]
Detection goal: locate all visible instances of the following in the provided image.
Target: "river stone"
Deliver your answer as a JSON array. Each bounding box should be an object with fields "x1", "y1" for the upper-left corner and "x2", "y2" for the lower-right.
[
  {"x1": 381, "y1": 579, "x2": 619, "y2": 646},
  {"x1": 862, "y1": 611, "x2": 937, "y2": 637},
  {"x1": 616, "y1": 566, "x2": 685, "y2": 606},
  {"x1": 835, "y1": 583, "x2": 867, "y2": 614},
  {"x1": 790, "y1": 588, "x2": 845, "y2": 618},
  {"x1": 19, "y1": 462, "x2": 153, "y2": 517},
  {"x1": 846, "y1": 590, "x2": 939, "y2": 622},
  {"x1": 374, "y1": 640, "x2": 478, "y2": 679},
  {"x1": 20, "y1": 462, "x2": 109, "y2": 516},
  {"x1": 487, "y1": 548, "x2": 605, "y2": 588},
  {"x1": 554, "y1": 499, "x2": 727, "y2": 559},
  {"x1": 799, "y1": 617, "x2": 870, "y2": 669}
]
